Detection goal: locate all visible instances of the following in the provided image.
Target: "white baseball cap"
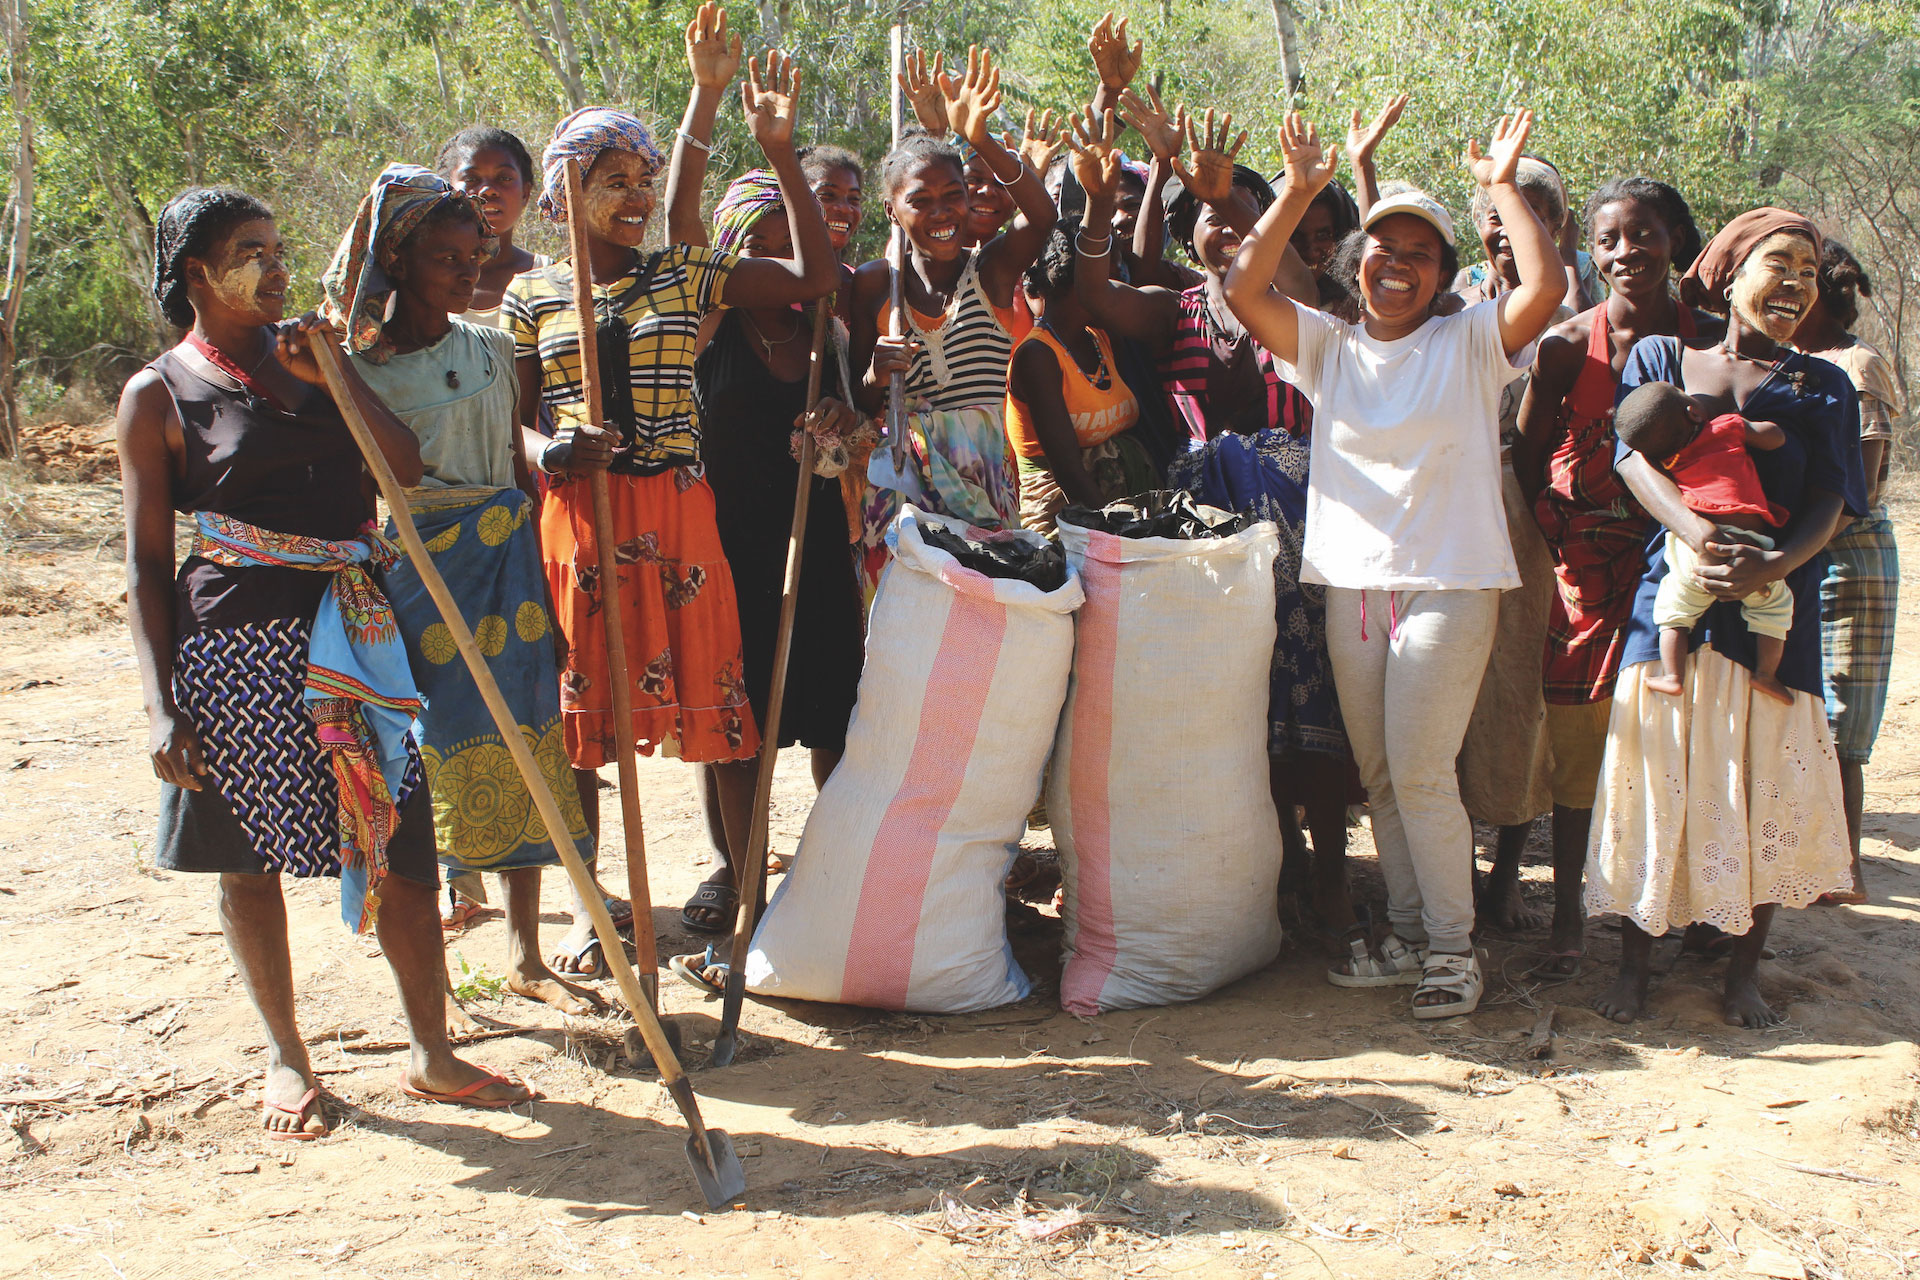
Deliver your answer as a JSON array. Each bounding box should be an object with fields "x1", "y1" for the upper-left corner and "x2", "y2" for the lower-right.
[{"x1": 1362, "y1": 190, "x2": 1457, "y2": 248}]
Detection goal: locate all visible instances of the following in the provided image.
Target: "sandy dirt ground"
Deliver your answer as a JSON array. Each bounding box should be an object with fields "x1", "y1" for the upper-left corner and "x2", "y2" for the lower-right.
[{"x1": 2, "y1": 464, "x2": 1918, "y2": 1279}]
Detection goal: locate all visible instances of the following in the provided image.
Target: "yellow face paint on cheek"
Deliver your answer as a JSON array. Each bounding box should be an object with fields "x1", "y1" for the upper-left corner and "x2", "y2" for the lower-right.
[{"x1": 206, "y1": 256, "x2": 275, "y2": 316}]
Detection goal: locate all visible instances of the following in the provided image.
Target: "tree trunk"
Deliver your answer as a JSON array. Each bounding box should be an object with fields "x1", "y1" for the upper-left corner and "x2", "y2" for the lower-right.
[
  {"x1": 94, "y1": 159, "x2": 167, "y2": 350},
  {"x1": 505, "y1": 0, "x2": 584, "y2": 109},
  {"x1": 1268, "y1": 0, "x2": 1304, "y2": 100},
  {"x1": 546, "y1": 0, "x2": 588, "y2": 106},
  {"x1": 575, "y1": 0, "x2": 627, "y2": 102},
  {"x1": 0, "y1": 0, "x2": 33, "y2": 459}
]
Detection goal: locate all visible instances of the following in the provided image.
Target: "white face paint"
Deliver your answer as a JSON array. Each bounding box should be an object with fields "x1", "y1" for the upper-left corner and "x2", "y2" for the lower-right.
[
  {"x1": 1728, "y1": 231, "x2": 1819, "y2": 344},
  {"x1": 195, "y1": 217, "x2": 290, "y2": 323}
]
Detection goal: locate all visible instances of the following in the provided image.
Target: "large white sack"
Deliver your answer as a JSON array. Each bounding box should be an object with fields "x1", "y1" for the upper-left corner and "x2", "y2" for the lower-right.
[
  {"x1": 1050, "y1": 512, "x2": 1283, "y2": 1016},
  {"x1": 746, "y1": 506, "x2": 1083, "y2": 1013}
]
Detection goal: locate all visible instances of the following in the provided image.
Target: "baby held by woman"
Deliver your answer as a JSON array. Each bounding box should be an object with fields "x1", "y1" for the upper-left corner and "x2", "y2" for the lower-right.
[{"x1": 1614, "y1": 380, "x2": 1792, "y2": 705}]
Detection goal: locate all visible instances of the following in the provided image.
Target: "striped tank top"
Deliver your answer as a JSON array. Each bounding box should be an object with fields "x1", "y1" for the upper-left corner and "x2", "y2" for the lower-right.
[
  {"x1": 1157, "y1": 285, "x2": 1309, "y2": 443},
  {"x1": 894, "y1": 250, "x2": 1014, "y2": 413}
]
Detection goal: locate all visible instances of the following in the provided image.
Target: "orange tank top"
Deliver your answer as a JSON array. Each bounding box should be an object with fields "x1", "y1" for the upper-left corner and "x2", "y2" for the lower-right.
[{"x1": 1005, "y1": 324, "x2": 1139, "y2": 460}]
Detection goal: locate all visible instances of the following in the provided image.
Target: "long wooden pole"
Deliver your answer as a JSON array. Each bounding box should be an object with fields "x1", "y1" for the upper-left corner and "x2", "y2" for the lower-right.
[
  {"x1": 886, "y1": 15, "x2": 907, "y2": 471},
  {"x1": 306, "y1": 338, "x2": 728, "y2": 1189},
  {"x1": 711, "y1": 301, "x2": 829, "y2": 1067},
  {"x1": 563, "y1": 158, "x2": 664, "y2": 1017}
]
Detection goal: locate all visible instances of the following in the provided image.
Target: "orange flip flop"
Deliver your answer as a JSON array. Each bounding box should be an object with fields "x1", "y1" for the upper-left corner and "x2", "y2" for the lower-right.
[
  {"x1": 399, "y1": 1069, "x2": 539, "y2": 1109},
  {"x1": 263, "y1": 1085, "x2": 327, "y2": 1141}
]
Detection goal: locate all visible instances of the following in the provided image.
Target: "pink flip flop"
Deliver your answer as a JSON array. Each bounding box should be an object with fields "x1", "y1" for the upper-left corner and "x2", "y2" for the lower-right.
[
  {"x1": 263, "y1": 1085, "x2": 327, "y2": 1141},
  {"x1": 399, "y1": 1068, "x2": 539, "y2": 1109}
]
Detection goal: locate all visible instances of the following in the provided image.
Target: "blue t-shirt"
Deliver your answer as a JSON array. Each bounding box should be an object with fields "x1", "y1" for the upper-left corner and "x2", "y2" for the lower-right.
[{"x1": 1613, "y1": 336, "x2": 1867, "y2": 696}]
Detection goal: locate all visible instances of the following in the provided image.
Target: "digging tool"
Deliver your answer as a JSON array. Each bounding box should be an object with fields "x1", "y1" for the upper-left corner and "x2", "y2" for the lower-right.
[
  {"x1": 710, "y1": 299, "x2": 830, "y2": 1068},
  {"x1": 309, "y1": 336, "x2": 746, "y2": 1209},
  {"x1": 562, "y1": 158, "x2": 677, "y2": 1052}
]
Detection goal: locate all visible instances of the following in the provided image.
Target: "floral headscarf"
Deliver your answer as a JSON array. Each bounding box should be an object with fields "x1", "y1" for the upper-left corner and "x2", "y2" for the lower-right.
[
  {"x1": 711, "y1": 169, "x2": 786, "y2": 252},
  {"x1": 321, "y1": 164, "x2": 495, "y2": 362},
  {"x1": 537, "y1": 107, "x2": 665, "y2": 224}
]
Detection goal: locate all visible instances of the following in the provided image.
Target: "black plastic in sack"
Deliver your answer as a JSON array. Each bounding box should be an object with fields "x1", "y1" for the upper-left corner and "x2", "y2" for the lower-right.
[
  {"x1": 917, "y1": 518, "x2": 1069, "y2": 591},
  {"x1": 1058, "y1": 489, "x2": 1255, "y2": 540}
]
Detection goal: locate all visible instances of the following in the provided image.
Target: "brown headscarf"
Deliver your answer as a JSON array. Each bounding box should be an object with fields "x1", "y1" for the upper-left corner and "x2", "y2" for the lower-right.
[{"x1": 1678, "y1": 207, "x2": 1821, "y2": 312}]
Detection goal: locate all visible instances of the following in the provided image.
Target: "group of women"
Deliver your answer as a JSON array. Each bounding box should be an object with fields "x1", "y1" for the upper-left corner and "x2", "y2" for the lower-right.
[{"x1": 117, "y1": 6, "x2": 1901, "y2": 1140}]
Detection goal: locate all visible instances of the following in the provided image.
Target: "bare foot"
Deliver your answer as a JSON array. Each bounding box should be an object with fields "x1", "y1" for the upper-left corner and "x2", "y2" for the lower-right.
[
  {"x1": 1750, "y1": 671, "x2": 1795, "y2": 705},
  {"x1": 262, "y1": 1062, "x2": 328, "y2": 1139},
  {"x1": 1592, "y1": 969, "x2": 1649, "y2": 1024},
  {"x1": 405, "y1": 1054, "x2": 537, "y2": 1106},
  {"x1": 1644, "y1": 671, "x2": 1684, "y2": 696},
  {"x1": 1723, "y1": 975, "x2": 1782, "y2": 1028},
  {"x1": 506, "y1": 961, "x2": 605, "y2": 1015},
  {"x1": 1476, "y1": 876, "x2": 1545, "y2": 933}
]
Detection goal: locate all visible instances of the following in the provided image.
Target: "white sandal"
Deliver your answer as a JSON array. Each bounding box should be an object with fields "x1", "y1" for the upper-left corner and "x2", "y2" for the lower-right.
[
  {"x1": 1412, "y1": 951, "x2": 1483, "y2": 1019},
  {"x1": 1327, "y1": 933, "x2": 1427, "y2": 988}
]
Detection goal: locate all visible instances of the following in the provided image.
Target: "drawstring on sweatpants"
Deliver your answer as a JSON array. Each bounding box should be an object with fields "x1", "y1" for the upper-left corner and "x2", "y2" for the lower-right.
[{"x1": 1358, "y1": 590, "x2": 1406, "y2": 644}]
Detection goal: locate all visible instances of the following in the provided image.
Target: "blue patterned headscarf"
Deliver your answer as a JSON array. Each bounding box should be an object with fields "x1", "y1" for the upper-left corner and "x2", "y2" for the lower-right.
[
  {"x1": 538, "y1": 107, "x2": 665, "y2": 223},
  {"x1": 711, "y1": 169, "x2": 786, "y2": 252},
  {"x1": 321, "y1": 163, "x2": 494, "y2": 361}
]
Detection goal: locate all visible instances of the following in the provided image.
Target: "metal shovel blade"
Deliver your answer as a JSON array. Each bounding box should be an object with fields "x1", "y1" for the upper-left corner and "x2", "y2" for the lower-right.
[
  {"x1": 688, "y1": 1128, "x2": 747, "y2": 1208},
  {"x1": 710, "y1": 969, "x2": 747, "y2": 1068}
]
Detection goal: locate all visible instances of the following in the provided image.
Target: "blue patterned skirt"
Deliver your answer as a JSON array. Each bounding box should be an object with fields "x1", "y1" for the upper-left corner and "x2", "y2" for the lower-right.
[{"x1": 1168, "y1": 429, "x2": 1347, "y2": 759}]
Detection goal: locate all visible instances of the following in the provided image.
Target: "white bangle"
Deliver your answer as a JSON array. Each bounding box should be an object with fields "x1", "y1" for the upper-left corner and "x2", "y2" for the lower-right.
[
  {"x1": 677, "y1": 130, "x2": 712, "y2": 154},
  {"x1": 537, "y1": 439, "x2": 566, "y2": 475},
  {"x1": 1075, "y1": 231, "x2": 1113, "y2": 256}
]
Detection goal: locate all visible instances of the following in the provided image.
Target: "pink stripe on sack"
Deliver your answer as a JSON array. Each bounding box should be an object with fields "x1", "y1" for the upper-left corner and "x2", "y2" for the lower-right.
[
  {"x1": 842, "y1": 570, "x2": 1008, "y2": 1008},
  {"x1": 1060, "y1": 532, "x2": 1122, "y2": 1016}
]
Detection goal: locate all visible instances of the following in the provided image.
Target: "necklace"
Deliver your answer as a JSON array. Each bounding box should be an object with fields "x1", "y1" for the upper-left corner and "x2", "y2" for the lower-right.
[
  {"x1": 742, "y1": 310, "x2": 800, "y2": 360},
  {"x1": 1039, "y1": 316, "x2": 1111, "y2": 389},
  {"x1": 1718, "y1": 339, "x2": 1805, "y2": 393}
]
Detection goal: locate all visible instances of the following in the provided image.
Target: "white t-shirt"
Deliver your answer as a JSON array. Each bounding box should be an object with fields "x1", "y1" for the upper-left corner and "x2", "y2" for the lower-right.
[{"x1": 1279, "y1": 299, "x2": 1530, "y2": 592}]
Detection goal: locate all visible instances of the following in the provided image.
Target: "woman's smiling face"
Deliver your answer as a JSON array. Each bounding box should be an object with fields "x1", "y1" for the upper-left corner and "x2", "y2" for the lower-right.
[
  {"x1": 810, "y1": 165, "x2": 863, "y2": 252},
  {"x1": 1358, "y1": 212, "x2": 1444, "y2": 327},
  {"x1": 580, "y1": 150, "x2": 658, "y2": 248},
  {"x1": 891, "y1": 157, "x2": 969, "y2": 260},
  {"x1": 1588, "y1": 197, "x2": 1674, "y2": 302},
  {"x1": 1730, "y1": 231, "x2": 1820, "y2": 342}
]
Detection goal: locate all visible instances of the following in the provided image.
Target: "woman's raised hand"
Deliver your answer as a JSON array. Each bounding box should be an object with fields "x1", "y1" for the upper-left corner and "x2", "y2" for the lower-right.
[
  {"x1": 898, "y1": 48, "x2": 949, "y2": 135},
  {"x1": 1346, "y1": 92, "x2": 1408, "y2": 166},
  {"x1": 943, "y1": 46, "x2": 1004, "y2": 148},
  {"x1": 1067, "y1": 104, "x2": 1123, "y2": 204},
  {"x1": 1004, "y1": 108, "x2": 1068, "y2": 175},
  {"x1": 686, "y1": 2, "x2": 742, "y2": 90},
  {"x1": 1117, "y1": 85, "x2": 1185, "y2": 164},
  {"x1": 1171, "y1": 108, "x2": 1248, "y2": 205},
  {"x1": 1087, "y1": 11, "x2": 1144, "y2": 89},
  {"x1": 1466, "y1": 109, "x2": 1533, "y2": 188},
  {"x1": 1278, "y1": 111, "x2": 1340, "y2": 195},
  {"x1": 742, "y1": 50, "x2": 801, "y2": 150}
]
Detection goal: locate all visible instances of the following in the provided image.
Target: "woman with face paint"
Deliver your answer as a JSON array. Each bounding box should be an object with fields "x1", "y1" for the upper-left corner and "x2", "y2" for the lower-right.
[
  {"x1": 117, "y1": 188, "x2": 536, "y2": 1140},
  {"x1": 1585, "y1": 209, "x2": 1867, "y2": 1029},
  {"x1": 848, "y1": 45, "x2": 1057, "y2": 600},
  {"x1": 1225, "y1": 111, "x2": 1568, "y2": 1020},
  {"x1": 503, "y1": 33, "x2": 838, "y2": 939},
  {"x1": 1511, "y1": 177, "x2": 1707, "y2": 980},
  {"x1": 436, "y1": 127, "x2": 548, "y2": 329},
  {"x1": 1793, "y1": 242, "x2": 1903, "y2": 905},
  {"x1": 322, "y1": 165, "x2": 599, "y2": 1013},
  {"x1": 1070, "y1": 110, "x2": 1356, "y2": 956}
]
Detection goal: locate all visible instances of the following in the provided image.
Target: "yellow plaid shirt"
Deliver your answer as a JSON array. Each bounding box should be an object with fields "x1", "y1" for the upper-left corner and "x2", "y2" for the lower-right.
[{"x1": 503, "y1": 245, "x2": 735, "y2": 473}]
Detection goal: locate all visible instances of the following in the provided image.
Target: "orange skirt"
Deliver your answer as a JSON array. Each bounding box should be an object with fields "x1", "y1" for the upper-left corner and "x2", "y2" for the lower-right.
[{"x1": 540, "y1": 468, "x2": 760, "y2": 768}]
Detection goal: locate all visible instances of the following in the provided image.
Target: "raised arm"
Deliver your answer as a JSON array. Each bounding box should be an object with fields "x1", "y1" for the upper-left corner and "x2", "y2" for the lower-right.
[
  {"x1": 898, "y1": 48, "x2": 950, "y2": 135},
  {"x1": 1117, "y1": 87, "x2": 1185, "y2": 285},
  {"x1": 1086, "y1": 12, "x2": 1142, "y2": 137},
  {"x1": 1068, "y1": 106, "x2": 1180, "y2": 346},
  {"x1": 1344, "y1": 93, "x2": 1406, "y2": 218},
  {"x1": 665, "y1": 1, "x2": 741, "y2": 248},
  {"x1": 1222, "y1": 112, "x2": 1340, "y2": 364},
  {"x1": 717, "y1": 51, "x2": 839, "y2": 307},
  {"x1": 946, "y1": 47, "x2": 1058, "y2": 307},
  {"x1": 1173, "y1": 108, "x2": 1314, "y2": 305},
  {"x1": 1466, "y1": 110, "x2": 1567, "y2": 356}
]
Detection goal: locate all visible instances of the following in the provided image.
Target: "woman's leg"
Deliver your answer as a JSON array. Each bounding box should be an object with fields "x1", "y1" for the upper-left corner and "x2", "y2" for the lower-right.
[
  {"x1": 1593, "y1": 919, "x2": 1655, "y2": 1023},
  {"x1": 500, "y1": 867, "x2": 600, "y2": 1014},
  {"x1": 810, "y1": 746, "x2": 842, "y2": 791},
  {"x1": 1376, "y1": 590, "x2": 1500, "y2": 993},
  {"x1": 1326, "y1": 588, "x2": 1420, "y2": 943},
  {"x1": 550, "y1": 766, "x2": 626, "y2": 975},
  {"x1": 218, "y1": 872, "x2": 326, "y2": 1138},
  {"x1": 1723, "y1": 903, "x2": 1781, "y2": 1028}
]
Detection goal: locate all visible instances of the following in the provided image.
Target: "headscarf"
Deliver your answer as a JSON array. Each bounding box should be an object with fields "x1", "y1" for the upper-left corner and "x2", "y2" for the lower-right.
[
  {"x1": 1679, "y1": 207, "x2": 1821, "y2": 313},
  {"x1": 711, "y1": 169, "x2": 786, "y2": 253},
  {"x1": 538, "y1": 107, "x2": 664, "y2": 223},
  {"x1": 321, "y1": 164, "x2": 494, "y2": 362}
]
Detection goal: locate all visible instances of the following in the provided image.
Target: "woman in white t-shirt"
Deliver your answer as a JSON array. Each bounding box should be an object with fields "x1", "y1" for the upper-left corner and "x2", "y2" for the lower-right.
[{"x1": 1223, "y1": 111, "x2": 1566, "y2": 1018}]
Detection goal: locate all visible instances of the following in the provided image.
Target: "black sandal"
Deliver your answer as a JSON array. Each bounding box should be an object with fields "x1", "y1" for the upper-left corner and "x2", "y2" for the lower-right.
[{"x1": 681, "y1": 881, "x2": 738, "y2": 936}]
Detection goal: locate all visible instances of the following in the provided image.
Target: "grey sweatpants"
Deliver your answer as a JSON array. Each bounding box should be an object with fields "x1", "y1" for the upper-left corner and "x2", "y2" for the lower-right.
[{"x1": 1327, "y1": 587, "x2": 1501, "y2": 954}]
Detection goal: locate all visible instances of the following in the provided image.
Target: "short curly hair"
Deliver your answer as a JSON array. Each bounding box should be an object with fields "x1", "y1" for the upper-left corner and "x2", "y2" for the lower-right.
[
  {"x1": 1816, "y1": 238, "x2": 1870, "y2": 331},
  {"x1": 1583, "y1": 176, "x2": 1703, "y2": 272},
  {"x1": 151, "y1": 187, "x2": 275, "y2": 330}
]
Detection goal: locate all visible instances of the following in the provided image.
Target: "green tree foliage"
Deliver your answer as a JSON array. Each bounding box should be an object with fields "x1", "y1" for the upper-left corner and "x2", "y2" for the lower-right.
[{"x1": 2, "y1": 0, "x2": 1916, "y2": 418}]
